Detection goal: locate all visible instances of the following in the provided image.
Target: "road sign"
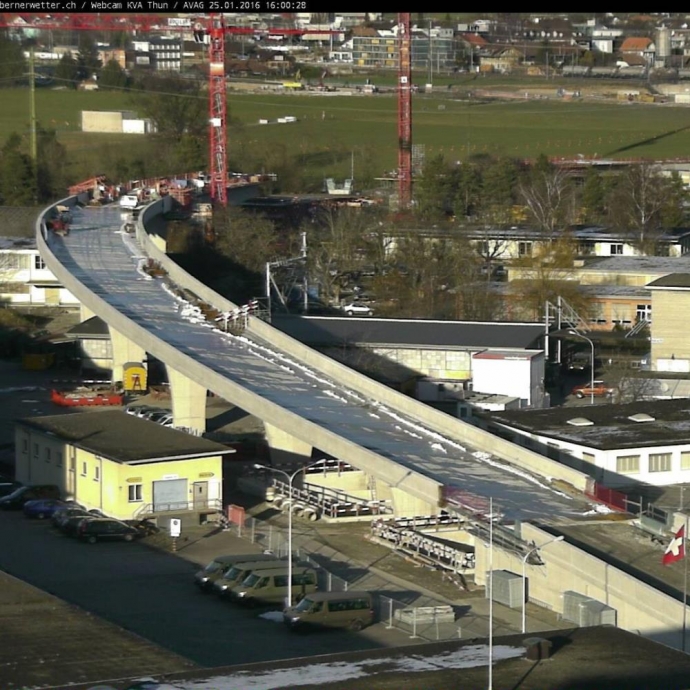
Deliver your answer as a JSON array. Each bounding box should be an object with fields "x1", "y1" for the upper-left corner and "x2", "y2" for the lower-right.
[{"x1": 170, "y1": 518, "x2": 181, "y2": 538}]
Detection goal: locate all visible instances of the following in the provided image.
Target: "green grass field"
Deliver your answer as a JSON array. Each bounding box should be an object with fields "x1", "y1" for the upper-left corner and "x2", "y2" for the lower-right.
[{"x1": 2, "y1": 84, "x2": 690, "y2": 188}]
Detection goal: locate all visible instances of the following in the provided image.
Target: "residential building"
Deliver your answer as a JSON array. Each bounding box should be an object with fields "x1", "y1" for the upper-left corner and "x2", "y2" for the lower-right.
[
  {"x1": 15, "y1": 411, "x2": 234, "y2": 520},
  {"x1": 0, "y1": 236, "x2": 78, "y2": 308},
  {"x1": 619, "y1": 36, "x2": 656, "y2": 65},
  {"x1": 350, "y1": 32, "x2": 458, "y2": 70},
  {"x1": 484, "y1": 398, "x2": 690, "y2": 487}
]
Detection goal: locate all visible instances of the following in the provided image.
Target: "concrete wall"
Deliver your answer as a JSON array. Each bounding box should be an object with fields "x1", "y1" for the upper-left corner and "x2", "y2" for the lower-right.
[
  {"x1": 475, "y1": 522, "x2": 686, "y2": 649},
  {"x1": 372, "y1": 346, "x2": 472, "y2": 380}
]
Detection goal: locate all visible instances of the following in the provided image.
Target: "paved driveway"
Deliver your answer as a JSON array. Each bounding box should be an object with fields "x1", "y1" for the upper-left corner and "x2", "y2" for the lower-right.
[{"x1": 0, "y1": 510, "x2": 391, "y2": 667}]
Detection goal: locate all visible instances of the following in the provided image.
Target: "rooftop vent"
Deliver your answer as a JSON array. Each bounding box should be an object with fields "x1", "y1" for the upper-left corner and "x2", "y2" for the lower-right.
[
  {"x1": 567, "y1": 417, "x2": 594, "y2": 427},
  {"x1": 628, "y1": 413, "x2": 655, "y2": 423}
]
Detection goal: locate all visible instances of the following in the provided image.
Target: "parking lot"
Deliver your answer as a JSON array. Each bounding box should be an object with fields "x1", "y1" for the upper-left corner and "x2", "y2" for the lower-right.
[{"x1": 0, "y1": 508, "x2": 412, "y2": 672}]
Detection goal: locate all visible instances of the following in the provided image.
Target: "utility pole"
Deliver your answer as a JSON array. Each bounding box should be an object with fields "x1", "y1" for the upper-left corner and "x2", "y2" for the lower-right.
[{"x1": 29, "y1": 44, "x2": 38, "y2": 202}]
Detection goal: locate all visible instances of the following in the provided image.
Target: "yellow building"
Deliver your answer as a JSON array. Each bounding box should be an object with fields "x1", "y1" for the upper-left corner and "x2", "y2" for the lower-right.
[{"x1": 15, "y1": 411, "x2": 235, "y2": 521}]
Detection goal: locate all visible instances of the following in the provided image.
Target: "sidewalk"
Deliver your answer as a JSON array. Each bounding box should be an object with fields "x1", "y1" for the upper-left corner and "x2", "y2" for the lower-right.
[{"x1": 163, "y1": 506, "x2": 571, "y2": 643}]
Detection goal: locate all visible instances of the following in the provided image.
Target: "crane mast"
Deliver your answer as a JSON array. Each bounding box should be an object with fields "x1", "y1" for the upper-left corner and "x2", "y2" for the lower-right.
[{"x1": 208, "y1": 14, "x2": 227, "y2": 206}]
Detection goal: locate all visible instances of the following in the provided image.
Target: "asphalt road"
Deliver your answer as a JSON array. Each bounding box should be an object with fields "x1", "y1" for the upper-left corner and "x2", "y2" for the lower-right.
[{"x1": 0, "y1": 510, "x2": 387, "y2": 668}]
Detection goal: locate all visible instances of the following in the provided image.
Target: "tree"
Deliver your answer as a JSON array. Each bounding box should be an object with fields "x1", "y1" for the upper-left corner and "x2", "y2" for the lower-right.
[
  {"x1": 0, "y1": 30, "x2": 26, "y2": 85},
  {"x1": 579, "y1": 167, "x2": 610, "y2": 224},
  {"x1": 518, "y1": 155, "x2": 576, "y2": 237},
  {"x1": 213, "y1": 207, "x2": 278, "y2": 274},
  {"x1": 306, "y1": 206, "x2": 371, "y2": 306},
  {"x1": 414, "y1": 154, "x2": 457, "y2": 220},
  {"x1": 36, "y1": 126, "x2": 68, "y2": 202},
  {"x1": 453, "y1": 161, "x2": 483, "y2": 219},
  {"x1": 508, "y1": 237, "x2": 590, "y2": 321},
  {"x1": 479, "y1": 156, "x2": 521, "y2": 226},
  {"x1": 77, "y1": 34, "x2": 102, "y2": 81},
  {"x1": 54, "y1": 52, "x2": 79, "y2": 89},
  {"x1": 606, "y1": 162, "x2": 678, "y2": 254},
  {"x1": 99, "y1": 59, "x2": 128, "y2": 90},
  {"x1": 0, "y1": 134, "x2": 36, "y2": 205},
  {"x1": 129, "y1": 72, "x2": 207, "y2": 138}
]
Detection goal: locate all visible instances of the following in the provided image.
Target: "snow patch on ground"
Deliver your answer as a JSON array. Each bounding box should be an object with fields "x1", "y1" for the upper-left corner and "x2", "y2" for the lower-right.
[{"x1": 154, "y1": 644, "x2": 525, "y2": 690}]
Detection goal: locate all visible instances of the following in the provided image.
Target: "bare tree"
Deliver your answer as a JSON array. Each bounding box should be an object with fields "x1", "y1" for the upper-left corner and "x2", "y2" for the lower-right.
[
  {"x1": 518, "y1": 160, "x2": 576, "y2": 237},
  {"x1": 606, "y1": 163, "x2": 669, "y2": 255}
]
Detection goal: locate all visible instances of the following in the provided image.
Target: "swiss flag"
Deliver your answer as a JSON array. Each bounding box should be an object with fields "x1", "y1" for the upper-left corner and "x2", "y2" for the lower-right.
[{"x1": 663, "y1": 525, "x2": 685, "y2": 566}]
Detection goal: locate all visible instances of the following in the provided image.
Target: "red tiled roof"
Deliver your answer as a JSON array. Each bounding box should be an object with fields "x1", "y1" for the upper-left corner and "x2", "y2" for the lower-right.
[
  {"x1": 620, "y1": 36, "x2": 653, "y2": 52},
  {"x1": 459, "y1": 32, "x2": 487, "y2": 47}
]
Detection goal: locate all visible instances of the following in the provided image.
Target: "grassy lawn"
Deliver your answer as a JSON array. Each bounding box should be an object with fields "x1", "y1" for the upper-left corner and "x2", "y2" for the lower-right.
[{"x1": 2, "y1": 84, "x2": 690, "y2": 187}]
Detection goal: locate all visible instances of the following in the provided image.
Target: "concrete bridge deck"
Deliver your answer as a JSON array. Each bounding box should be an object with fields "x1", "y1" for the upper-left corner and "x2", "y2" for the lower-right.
[{"x1": 38, "y1": 202, "x2": 592, "y2": 522}]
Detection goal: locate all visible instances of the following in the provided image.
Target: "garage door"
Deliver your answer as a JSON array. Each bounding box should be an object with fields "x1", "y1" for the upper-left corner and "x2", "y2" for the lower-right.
[{"x1": 153, "y1": 479, "x2": 188, "y2": 512}]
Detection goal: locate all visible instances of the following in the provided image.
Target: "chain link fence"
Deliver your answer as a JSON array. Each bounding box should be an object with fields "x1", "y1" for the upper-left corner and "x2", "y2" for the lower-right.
[{"x1": 225, "y1": 512, "x2": 464, "y2": 641}]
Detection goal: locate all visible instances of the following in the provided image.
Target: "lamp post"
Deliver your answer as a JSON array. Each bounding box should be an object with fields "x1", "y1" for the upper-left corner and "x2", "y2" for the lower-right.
[
  {"x1": 254, "y1": 461, "x2": 320, "y2": 607},
  {"x1": 521, "y1": 535, "x2": 564, "y2": 633},
  {"x1": 550, "y1": 328, "x2": 596, "y2": 405},
  {"x1": 566, "y1": 329, "x2": 595, "y2": 405}
]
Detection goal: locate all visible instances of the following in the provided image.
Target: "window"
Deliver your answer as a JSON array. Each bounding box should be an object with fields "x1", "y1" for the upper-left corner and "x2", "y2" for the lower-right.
[
  {"x1": 70, "y1": 455, "x2": 76, "y2": 473},
  {"x1": 617, "y1": 455, "x2": 640, "y2": 474},
  {"x1": 2, "y1": 254, "x2": 24, "y2": 270},
  {"x1": 22, "y1": 438, "x2": 27, "y2": 453},
  {"x1": 33, "y1": 443, "x2": 39, "y2": 458},
  {"x1": 610, "y1": 244, "x2": 623, "y2": 255},
  {"x1": 45, "y1": 448, "x2": 51, "y2": 463},
  {"x1": 128, "y1": 484, "x2": 142, "y2": 502},
  {"x1": 649, "y1": 453, "x2": 671, "y2": 473},
  {"x1": 636, "y1": 304, "x2": 652, "y2": 322},
  {"x1": 274, "y1": 575, "x2": 288, "y2": 587},
  {"x1": 81, "y1": 461, "x2": 87, "y2": 477},
  {"x1": 34, "y1": 255, "x2": 46, "y2": 270},
  {"x1": 682, "y1": 451, "x2": 690, "y2": 470},
  {"x1": 56, "y1": 452, "x2": 62, "y2": 468},
  {"x1": 94, "y1": 465, "x2": 100, "y2": 482},
  {"x1": 583, "y1": 452, "x2": 596, "y2": 466},
  {"x1": 518, "y1": 241, "x2": 532, "y2": 257}
]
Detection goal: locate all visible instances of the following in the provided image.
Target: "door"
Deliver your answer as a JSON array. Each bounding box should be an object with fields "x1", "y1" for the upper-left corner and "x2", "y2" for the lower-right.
[
  {"x1": 152, "y1": 479, "x2": 188, "y2": 512},
  {"x1": 193, "y1": 481, "x2": 208, "y2": 509}
]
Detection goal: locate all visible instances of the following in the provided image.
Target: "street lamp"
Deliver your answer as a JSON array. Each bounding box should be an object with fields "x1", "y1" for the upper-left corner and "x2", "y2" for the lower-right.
[
  {"x1": 253, "y1": 460, "x2": 320, "y2": 607},
  {"x1": 551, "y1": 328, "x2": 596, "y2": 405},
  {"x1": 521, "y1": 535, "x2": 564, "y2": 633}
]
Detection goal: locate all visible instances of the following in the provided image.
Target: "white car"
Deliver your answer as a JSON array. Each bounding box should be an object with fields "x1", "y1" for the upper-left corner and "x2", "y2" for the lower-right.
[{"x1": 341, "y1": 302, "x2": 373, "y2": 317}]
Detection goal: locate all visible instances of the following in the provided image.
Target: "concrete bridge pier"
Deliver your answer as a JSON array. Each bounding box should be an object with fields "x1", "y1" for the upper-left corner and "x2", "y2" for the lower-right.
[
  {"x1": 167, "y1": 366, "x2": 207, "y2": 434},
  {"x1": 389, "y1": 486, "x2": 438, "y2": 518},
  {"x1": 80, "y1": 303, "x2": 95, "y2": 322},
  {"x1": 264, "y1": 424, "x2": 312, "y2": 465},
  {"x1": 109, "y1": 326, "x2": 146, "y2": 385}
]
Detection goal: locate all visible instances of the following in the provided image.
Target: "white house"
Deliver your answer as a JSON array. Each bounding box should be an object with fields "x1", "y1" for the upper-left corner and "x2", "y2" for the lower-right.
[
  {"x1": 485, "y1": 399, "x2": 690, "y2": 487},
  {"x1": 0, "y1": 238, "x2": 78, "y2": 308}
]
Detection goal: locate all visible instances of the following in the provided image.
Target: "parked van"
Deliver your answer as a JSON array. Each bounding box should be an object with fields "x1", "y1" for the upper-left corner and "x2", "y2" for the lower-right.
[
  {"x1": 213, "y1": 558, "x2": 289, "y2": 598},
  {"x1": 284, "y1": 591, "x2": 375, "y2": 632},
  {"x1": 232, "y1": 565, "x2": 318, "y2": 607},
  {"x1": 194, "y1": 553, "x2": 278, "y2": 591}
]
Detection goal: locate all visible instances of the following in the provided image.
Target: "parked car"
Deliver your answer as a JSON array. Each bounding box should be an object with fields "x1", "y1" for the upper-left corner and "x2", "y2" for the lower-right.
[
  {"x1": 151, "y1": 411, "x2": 174, "y2": 427},
  {"x1": 76, "y1": 517, "x2": 140, "y2": 543},
  {"x1": 52, "y1": 506, "x2": 90, "y2": 528},
  {"x1": 0, "y1": 485, "x2": 60, "y2": 510},
  {"x1": 123, "y1": 518, "x2": 159, "y2": 537},
  {"x1": 124, "y1": 404, "x2": 158, "y2": 417},
  {"x1": 341, "y1": 302, "x2": 373, "y2": 317},
  {"x1": 572, "y1": 380, "x2": 614, "y2": 399},
  {"x1": 194, "y1": 553, "x2": 279, "y2": 592},
  {"x1": 0, "y1": 481, "x2": 21, "y2": 498},
  {"x1": 62, "y1": 514, "x2": 101, "y2": 537},
  {"x1": 23, "y1": 499, "x2": 67, "y2": 520},
  {"x1": 284, "y1": 591, "x2": 375, "y2": 632},
  {"x1": 567, "y1": 353, "x2": 591, "y2": 372},
  {"x1": 141, "y1": 408, "x2": 168, "y2": 421}
]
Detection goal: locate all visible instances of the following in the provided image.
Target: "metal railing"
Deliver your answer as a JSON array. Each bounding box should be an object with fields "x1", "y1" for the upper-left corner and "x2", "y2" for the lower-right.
[{"x1": 135, "y1": 498, "x2": 222, "y2": 518}]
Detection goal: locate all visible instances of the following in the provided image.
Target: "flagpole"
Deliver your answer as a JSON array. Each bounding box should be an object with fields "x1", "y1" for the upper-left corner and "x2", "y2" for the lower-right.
[{"x1": 488, "y1": 496, "x2": 493, "y2": 690}]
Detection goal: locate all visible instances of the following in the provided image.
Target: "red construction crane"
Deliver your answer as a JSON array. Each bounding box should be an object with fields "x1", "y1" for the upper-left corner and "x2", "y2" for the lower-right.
[
  {"x1": 397, "y1": 12, "x2": 412, "y2": 210},
  {"x1": 0, "y1": 13, "x2": 336, "y2": 206}
]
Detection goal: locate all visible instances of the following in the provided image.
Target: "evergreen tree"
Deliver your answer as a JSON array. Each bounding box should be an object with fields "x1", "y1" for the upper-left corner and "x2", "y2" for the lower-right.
[
  {"x1": 0, "y1": 134, "x2": 36, "y2": 205},
  {"x1": 99, "y1": 58, "x2": 127, "y2": 90},
  {"x1": 77, "y1": 34, "x2": 102, "y2": 81},
  {"x1": 0, "y1": 30, "x2": 26, "y2": 85},
  {"x1": 55, "y1": 52, "x2": 80, "y2": 89}
]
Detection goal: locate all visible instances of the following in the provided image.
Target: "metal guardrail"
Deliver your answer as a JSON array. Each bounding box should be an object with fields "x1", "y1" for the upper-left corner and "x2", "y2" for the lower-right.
[{"x1": 135, "y1": 498, "x2": 222, "y2": 518}]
